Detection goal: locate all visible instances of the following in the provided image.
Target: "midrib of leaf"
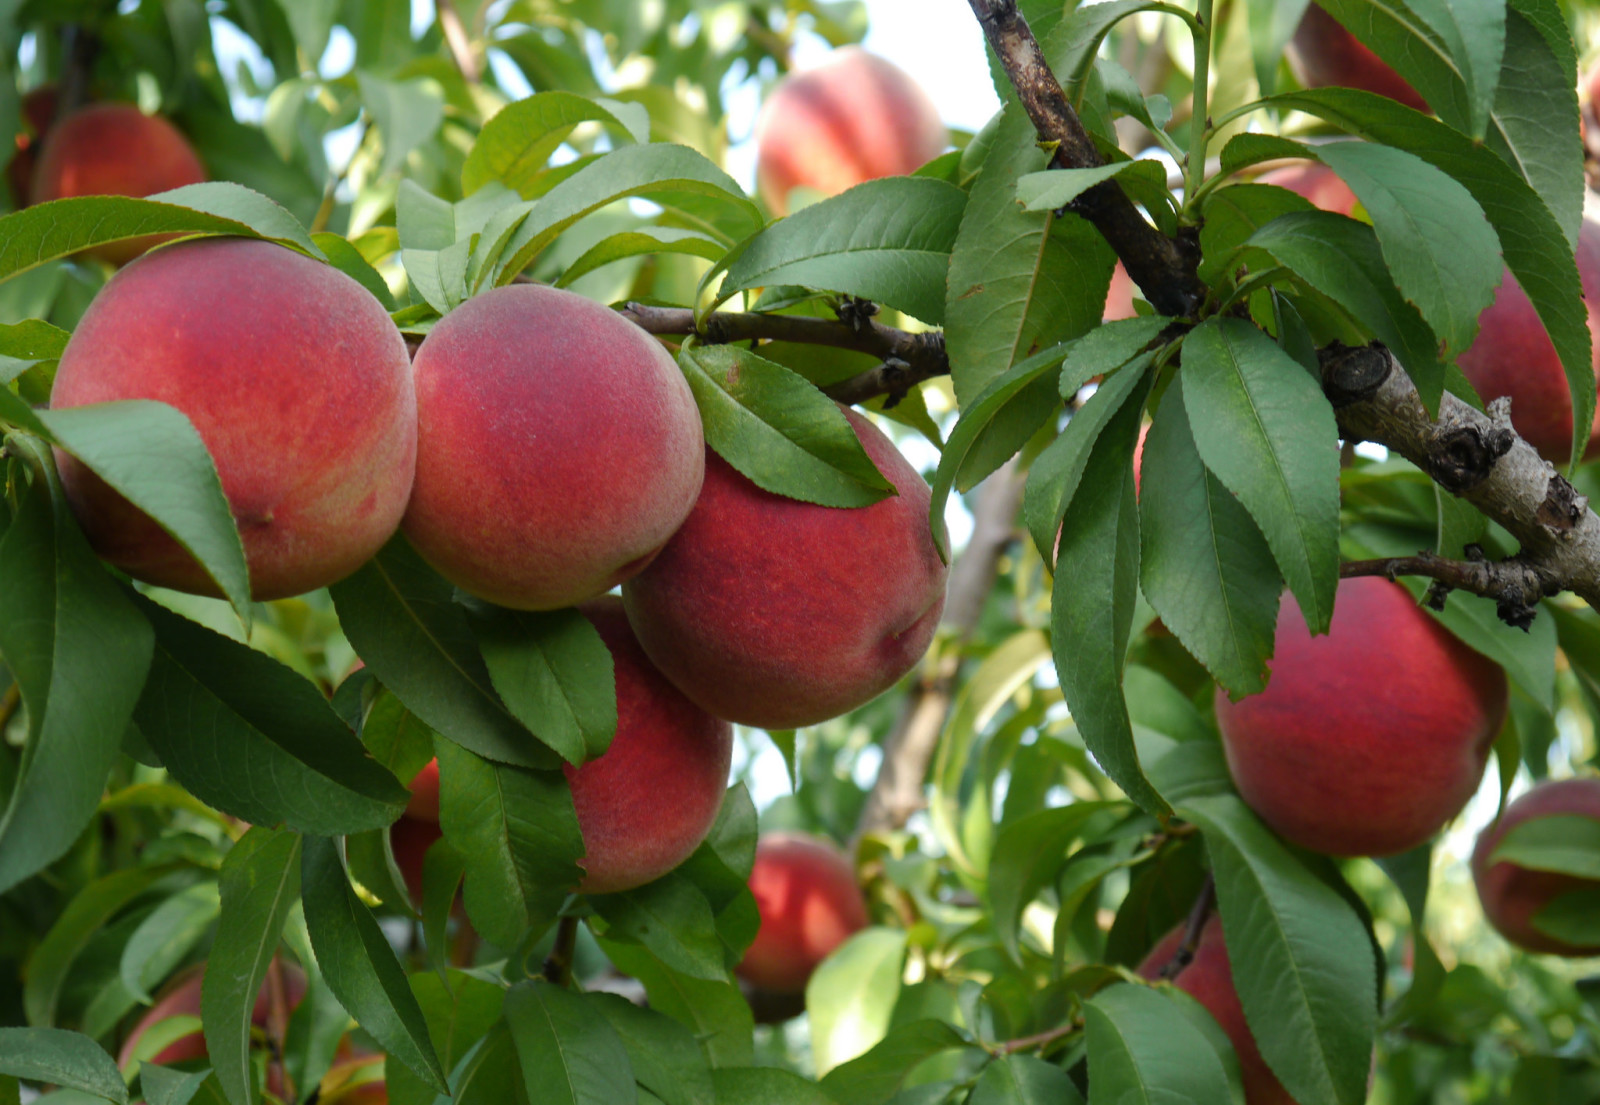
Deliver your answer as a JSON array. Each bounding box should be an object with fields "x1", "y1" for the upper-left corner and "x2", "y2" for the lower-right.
[
  {"x1": 1008, "y1": 212, "x2": 1059, "y2": 367},
  {"x1": 222, "y1": 841, "x2": 300, "y2": 1093},
  {"x1": 532, "y1": 994, "x2": 583, "y2": 1101},
  {"x1": 371, "y1": 559, "x2": 510, "y2": 718},
  {"x1": 1197, "y1": 470, "x2": 1254, "y2": 682}
]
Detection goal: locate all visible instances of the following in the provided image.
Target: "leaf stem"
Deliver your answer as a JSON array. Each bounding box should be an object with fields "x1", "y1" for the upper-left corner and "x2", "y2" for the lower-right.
[
  {"x1": 1158, "y1": 873, "x2": 1216, "y2": 980},
  {"x1": 1182, "y1": 0, "x2": 1214, "y2": 217},
  {"x1": 542, "y1": 915, "x2": 580, "y2": 987}
]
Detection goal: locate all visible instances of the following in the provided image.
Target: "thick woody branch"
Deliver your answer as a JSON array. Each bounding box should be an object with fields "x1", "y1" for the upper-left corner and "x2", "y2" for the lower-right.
[
  {"x1": 852, "y1": 460, "x2": 1026, "y2": 845},
  {"x1": 1158, "y1": 873, "x2": 1216, "y2": 981},
  {"x1": 966, "y1": 0, "x2": 1206, "y2": 318},
  {"x1": 1340, "y1": 553, "x2": 1549, "y2": 630},
  {"x1": 1322, "y1": 343, "x2": 1600, "y2": 612},
  {"x1": 619, "y1": 303, "x2": 949, "y2": 406}
]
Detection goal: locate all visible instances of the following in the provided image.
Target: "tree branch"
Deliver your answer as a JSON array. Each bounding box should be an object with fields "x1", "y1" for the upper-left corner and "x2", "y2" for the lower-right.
[
  {"x1": 436, "y1": 0, "x2": 482, "y2": 84},
  {"x1": 852, "y1": 460, "x2": 1026, "y2": 845},
  {"x1": 1340, "y1": 552, "x2": 1549, "y2": 629},
  {"x1": 619, "y1": 302, "x2": 949, "y2": 406},
  {"x1": 1321, "y1": 343, "x2": 1597, "y2": 613},
  {"x1": 542, "y1": 915, "x2": 579, "y2": 986},
  {"x1": 965, "y1": 0, "x2": 1206, "y2": 318},
  {"x1": 1157, "y1": 873, "x2": 1215, "y2": 981}
]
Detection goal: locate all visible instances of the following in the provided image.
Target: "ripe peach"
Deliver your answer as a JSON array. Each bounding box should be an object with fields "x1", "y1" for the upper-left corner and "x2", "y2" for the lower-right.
[
  {"x1": 50, "y1": 238, "x2": 416, "y2": 600},
  {"x1": 1471, "y1": 777, "x2": 1600, "y2": 956},
  {"x1": 1257, "y1": 162, "x2": 1359, "y2": 216},
  {"x1": 408, "y1": 760, "x2": 440, "y2": 821},
  {"x1": 1138, "y1": 917, "x2": 1294, "y2": 1105},
  {"x1": 622, "y1": 408, "x2": 948, "y2": 729},
  {"x1": 1105, "y1": 263, "x2": 1138, "y2": 321},
  {"x1": 1215, "y1": 577, "x2": 1507, "y2": 857},
  {"x1": 566, "y1": 597, "x2": 733, "y2": 894},
  {"x1": 1289, "y1": 4, "x2": 1428, "y2": 112},
  {"x1": 736, "y1": 833, "x2": 868, "y2": 994},
  {"x1": 391, "y1": 813, "x2": 443, "y2": 905},
  {"x1": 31, "y1": 103, "x2": 207, "y2": 264},
  {"x1": 118, "y1": 960, "x2": 306, "y2": 1069},
  {"x1": 403, "y1": 284, "x2": 704, "y2": 611},
  {"x1": 318, "y1": 1056, "x2": 387, "y2": 1104},
  {"x1": 755, "y1": 46, "x2": 947, "y2": 216},
  {"x1": 1457, "y1": 217, "x2": 1600, "y2": 462}
]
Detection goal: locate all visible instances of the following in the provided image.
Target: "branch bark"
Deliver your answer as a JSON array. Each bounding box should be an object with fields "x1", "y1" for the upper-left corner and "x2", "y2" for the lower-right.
[
  {"x1": 1157, "y1": 873, "x2": 1216, "y2": 981},
  {"x1": 965, "y1": 0, "x2": 1206, "y2": 318},
  {"x1": 1340, "y1": 553, "x2": 1549, "y2": 629},
  {"x1": 852, "y1": 460, "x2": 1026, "y2": 845}
]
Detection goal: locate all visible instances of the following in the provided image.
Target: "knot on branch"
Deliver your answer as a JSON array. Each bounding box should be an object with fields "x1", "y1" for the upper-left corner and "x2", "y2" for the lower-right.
[
  {"x1": 1427, "y1": 422, "x2": 1515, "y2": 493},
  {"x1": 1319, "y1": 341, "x2": 1392, "y2": 409},
  {"x1": 1536, "y1": 473, "x2": 1587, "y2": 536},
  {"x1": 834, "y1": 296, "x2": 880, "y2": 333}
]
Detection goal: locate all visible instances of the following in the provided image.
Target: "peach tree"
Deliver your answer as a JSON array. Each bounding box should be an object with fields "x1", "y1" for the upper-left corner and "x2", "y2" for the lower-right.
[{"x1": 1, "y1": 0, "x2": 1599, "y2": 1103}]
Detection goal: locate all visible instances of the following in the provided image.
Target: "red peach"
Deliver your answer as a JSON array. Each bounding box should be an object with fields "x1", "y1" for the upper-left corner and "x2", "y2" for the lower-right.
[
  {"x1": 622, "y1": 408, "x2": 948, "y2": 729},
  {"x1": 1257, "y1": 162, "x2": 1360, "y2": 216},
  {"x1": 755, "y1": 46, "x2": 947, "y2": 216},
  {"x1": 1457, "y1": 217, "x2": 1600, "y2": 462},
  {"x1": 1138, "y1": 917, "x2": 1295, "y2": 1105},
  {"x1": 1215, "y1": 577, "x2": 1506, "y2": 857},
  {"x1": 1472, "y1": 777, "x2": 1600, "y2": 956},
  {"x1": 408, "y1": 760, "x2": 440, "y2": 821},
  {"x1": 49, "y1": 237, "x2": 416, "y2": 600},
  {"x1": 390, "y1": 813, "x2": 443, "y2": 905},
  {"x1": 1289, "y1": 4, "x2": 1429, "y2": 113},
  {"x1": 736, "y1": 833, "x2": 868, "y2": 994},
  {"x1": 31, "y1": 103, "x2": 207, "y2": 264},
  {"x1": 403, "y1": 284, "x2": 705, "y2": 611},
  {"x1": 1105, "y1": 263, "x2": 1138, "y2": 322},
  {"x1": 566, "y1": 597, "x2": 733, "y2": 894},
  {"x1": 118, "y1": 960, "x2": 306, "y2": 1069}
]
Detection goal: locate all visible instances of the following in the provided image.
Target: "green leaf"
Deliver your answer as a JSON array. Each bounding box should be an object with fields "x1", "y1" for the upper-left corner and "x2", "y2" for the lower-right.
[
  {"x1": 1140, "y1": 378, "x2": 1281, "y2": 698},
  {"x1": 0, "y1": 1029, "x2": 126, "y2": 1104},
  {"x1": 1310, "y1": 141, "x2": 1499, "y2": 359},
  {"x1": 677, "y1": 344, "x2": 894, "y2": 508},
  {"x1": 1245, "y1": 211, "x2": 1444, "y2": 411},
  {"x1": 718, "y1": 178, "x2": 966, "y2": 325},
  {"x1": 329, "y1": 536, "x2": 559, "y2": 770},
  {"x1": 0, "y1": 182, "x2": 319, "y2": 282},
  {"x1": 1181, "y1": 783, "x2": 1376, "y2": 1105},
  {"x1": 597, "y1": 940, "x2": 754, "y2": 1068},
  {"x1": 555, "y1": 228, "x2": 724, "y2": 289},
  {"x1": 385, "y1": 971, "x2": 506, "y2": 1105},
  {"x1": 1491, "y1": 815, "x2": 1600, "y2": 878},
  {"x1": 358, "y1": 72, "x2": 445, "y2": 177},
  {"x1": 132, "y1": 594, "x2": 410, "y2": 835},
  {"x1": 1050, "y1": 367, "x2": 1170, "y2": 817},
  {"x1": 463, "y1": 91, "x2": 650, "y2": 197},
  {"x1": 945, "y1": 104, "x2": 1115, "y2": 404},
  {"x1": 1272, "y1": 88, "x2": 1593, "y2": 464},
  {"x1": 1085, "y1": 984, "x2": 1232, "y2": 1104},
  {"x1": 711, "y1": 1068, "x2": 839, "y2": 1105},
  {"x1": 1376, "y1": 845, "x2": 1446, "y2": 1025},
  {"x1": 1243, "y1": 0, "x2": 1311, "y2": 94},
  {"x1": 311, "y1": 232, "x2": 396, "y2": 310},
  {"x1": 273, "y1": 0, "x2": 337, "y2": 61},
  {"x1": 435, "y1": 740, "x2": 583, "y2": 949},
  {"x1": 988, "y1": 803, "x2": 1116, "y2": 962},
  {"x1": 806, "y1": 927, "x2": 908, "y2": 1075},
  {"x1": 300, "y1": 836, "x2": 447, "y2": 1091},
  {"x1": 1015, "y1": 161, "x2": 1169, "y2": 212},
  {"x1": 39, "y1": 400, "x2": 251, "y2": 622},
  {"x1": 1411, "y1": 586, "x2": 1556, "y2": 713},
  {"x1": 1530, "y1": 886, "x2": 1600, "y2": 945},
  {"x1": 1181, "y1": 317, "x2": 1341, "y2": 635},
  {"x1": 465, "y1": 603, "x2": 617, "y2": 766},
  {"x1": 0, "y1": 475, "x2": 153, "y2": 894},
  {"x1": 590, "y1": 873, "x2": 727, "y2": 981},
  {"x1": 590, "y1": 995, "x2": 715, "y2": 1105},
  {"x1": 970, "y1": 1054, "x2": 1083, "y2": 1105},
  {"x1": 203, "y1": 828, "x2": 301, "y2": 1105},
  {"x1": 492, "y1": 144, "x2": 760, "y2": 282},
  {"x1": 138, "y1": 1065, "x2": 213, "y2": 1105},
  {"x1": 119, "y1": 882, "x2": 220, "y2": 1004},
  {"x1": 817, "y1": 1020, "x2": 970, "y2": 1105},
  {"x1": 0, "y1": 318, "x2": 68, "y2": 385},
  {"x1": 504, "y1": 981, "x2": 637, "y2": 1105}
]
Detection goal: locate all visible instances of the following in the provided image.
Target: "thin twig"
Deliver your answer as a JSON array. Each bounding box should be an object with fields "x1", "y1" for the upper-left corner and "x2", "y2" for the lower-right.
[
  {"x1": 1158, "y1": 873, "x2": 1216, "y2": 981},
  {"x1": 1340, "y1": 552, "x2": 1551, "y2": 629},
  {"x1": 543, "y1": 915, "x2": 580, "y2": 986},
  {"x1": 436, "y1": 0, "x2": 482, "y2": 84},
  {"x1": 991, "y1": 1018, "x2": 1081, "y2": 1055}
]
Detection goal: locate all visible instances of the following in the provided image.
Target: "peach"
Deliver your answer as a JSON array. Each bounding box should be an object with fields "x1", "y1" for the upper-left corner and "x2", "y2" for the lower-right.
[
  {"x1": 31, "y1": 102, "x2": 207, "y2": 264},
  {"x1": 736, "y1": 833, "x2": 868, "y2": 994},
  {"x1": 1215, "y1": 577, "x2": 1507, "y2": 857},
  {"x1": 408, "y1": 760, "x2": 440, "y2": 821},
  {"x1": 403, "y1": 284, "x2": 704, "y2": 611},
  {"x1": 50, "y1": 237, "x2": 416, "y2": 600},
  {"x1": 1471, "y1": 777, "x2": 1600, "y2": 956},
  {"x1": 622, "y1": 408, "x2": 948, "y2": 729},
  {"x1": 755, "y1": 46, "x2": 947, "y2": 216},
  {"x1": 565, "y1": 597, "x2": 733, "y2": 894},
  {"x1": 1138, "y1": 917, "x2": 1295, "y2": 1105},
  {"x1": 1457, "y1": 217, "x2": 1600, "y2": 462},
  {"x1": 318, "y1": 1057, "x2": 387, "y2": 1104},
  {"x1": 118, "y1": 960, "x2": 306, "y2": 1069},
  {"x1": 1257, "y1": 162, "x2": 1359, "y2": 216},
  {"x1": 1289, "y1": 4, "x2": 1428, "y2": 112},
  {"x1": 391, "y1": 813, "x2": 443, "y2": 905},
  {"x1": 1105, "y1": 262, "x2": 1138, "y2": 321}
]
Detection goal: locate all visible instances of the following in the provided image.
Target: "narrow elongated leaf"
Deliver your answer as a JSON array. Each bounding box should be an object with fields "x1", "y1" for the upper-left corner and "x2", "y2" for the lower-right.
[
  {"x1": 597, "y1": 940, "x2": 754, "y2": 1068},
  {"x1": 1311, "y1": 141, "x2": 1499, "y2": 358},
  {"x1": 1181, "y1": 781, "x2": 1376, "y2": 1105},
  {"x1": 133, "y1": 594, "x2": 409, "y2": 835},
  {"x1": 1491, "y1": 815, "x2": 1600, "y2": 878},
  {"x1": 806, "y1": 928, "x2": 907, "y2": 1075},
  {"x1": 138, "y1": 1066, "x2": 213, "y2": 1105},
  {"x1": 1243, "y1": 0, "x2": 1311, "y2": 94},
  {"x1": 1140, "y1": 378, "x2": 1281, "y2": 697},
  {"x1": 1181, "y1": 318, "x2": 1341, "y2": 634},
  {"x1": 1273, "y1": 88, "x2": 1592, "y2": 463},
  {"x1": 711, "y1": 1068, "x2": 839, "y2": 1105},
  {"x1": 556, "y1": 228, "x2": 724, "y2": 288},
  {"x1": 329, "y1": 536, "x2": 558, "y2": 770},
  {"x1": 0, "y1": 318, "x2": 67, "y2": 384},
  {"x1": 590, "y1": 995, "x2": 716, "y2": 1105},
  {"x1": 1531, "y1": 887, "x2": 1600, "y2": 945},
  {"x1": 1015, "y1": 161, "x2": 1168, "y2": 212},
  {"x1": 435, "y1": 740, "x2": 583, "y2": 949},
  {"x1": 1050, "y1": 368, "x2": 1169, "y2": 816},
  {"x1": 204, "y1": 828, "x2": 301, "y2": 1105},
  {"x1": 818, "y1": 1020, "x2": 971, "y2": 1105},
  {"x1": 119, "y1": 882, "x2": 220, "y2": 1004},
  {"x1": 39, "y1": 401, "x2": 250, "y2": 622},
  {"x1": 0, "y1": 1029, "x2": 126, "y2": 1104},
  {"x1": 988, "y1": 803, "x2": 1115, "y2": 962},
  {"x1": 945, "y1": 105, "x2": 1115, "y2": 404},
  {"x1": 504, "y1": 982, "x2": 636, "y2": 1105},
  {"x1": 464, "y1": 91, "x2": 651, "y2": 196},
  {"x1": 1085, "y1": 985, "x2": 1232, "y2": 1105},
  {"x1": 590, "y1": 873, "x2": 726, "y2": 980},
  {"x1": 717, "y1": 178, "x2": 964, "y2": 325},
  {"x1": 358, "y1": 72, "x2": 445, "y2": 176},
  {"x1": 384, "y1": 971, "x2": 506, "y2": 1105},
  {"x1": 0, "y1": 476, "x2": 153, "y2": 894},
  {"x1": 678, "y1": 344, "x2": 894, "y2": 508},
  {"x1": 300, "y1": 837, "x2": 447, "y2": 1091},
  {"x1": 465, "y1": 604, "x2": 616, "y2": 765}
]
